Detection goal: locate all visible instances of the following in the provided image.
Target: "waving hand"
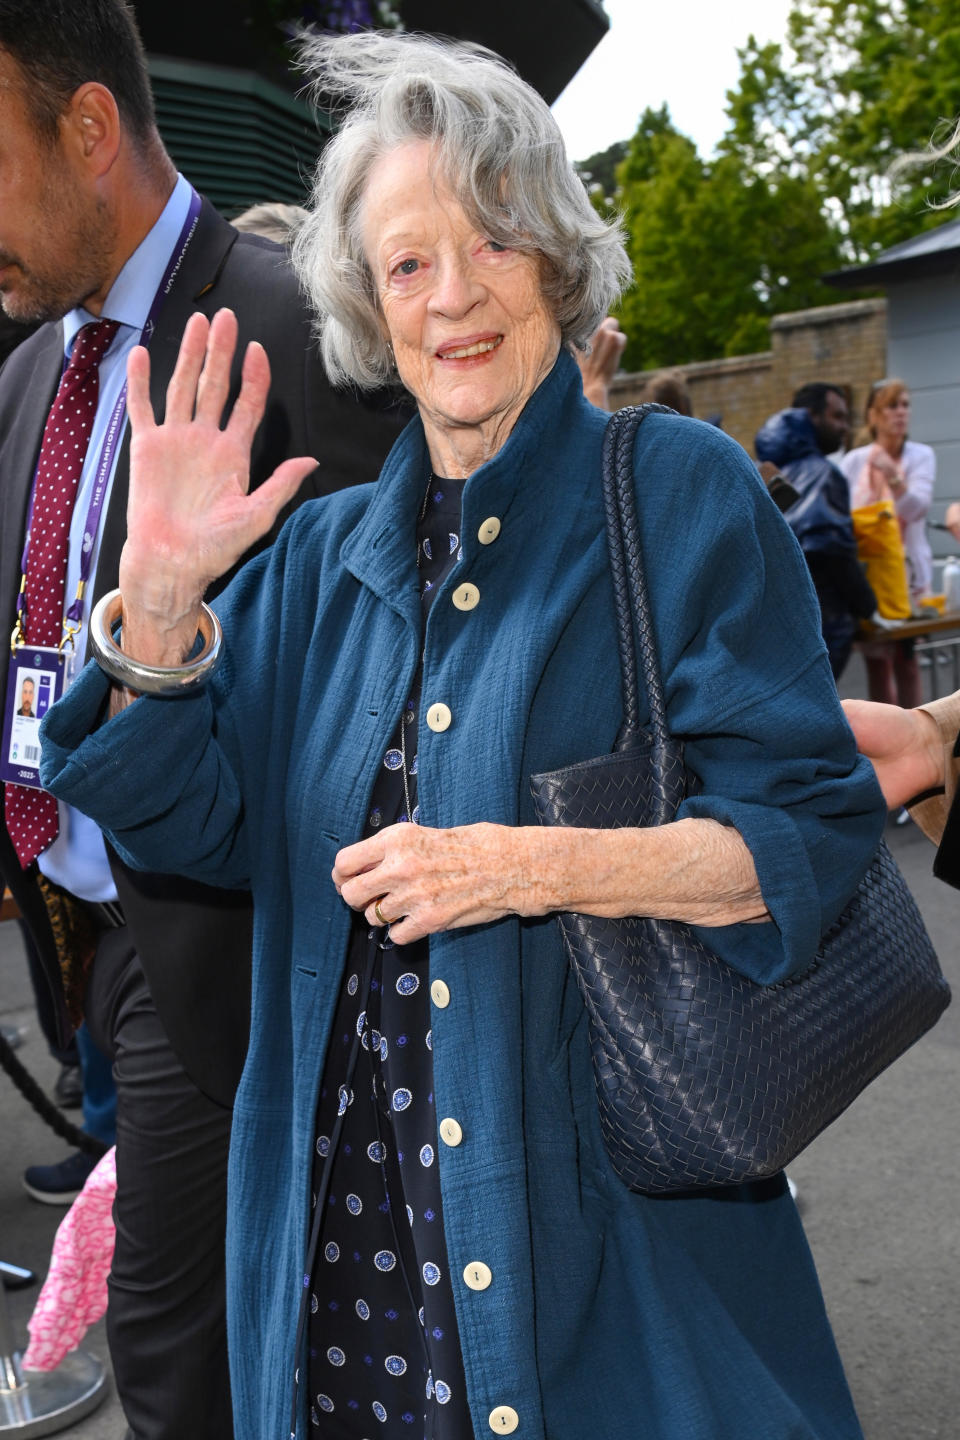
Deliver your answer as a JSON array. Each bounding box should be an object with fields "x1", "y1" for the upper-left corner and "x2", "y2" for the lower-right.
[{"x1": 118, "y1": 307, "x2": 317, "y2": 666}]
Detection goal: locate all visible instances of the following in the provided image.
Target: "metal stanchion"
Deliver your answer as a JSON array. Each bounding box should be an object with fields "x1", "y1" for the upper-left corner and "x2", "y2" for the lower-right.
[{"x1": 0, "y1": 1277, "x2": 107, "y2": 1436}]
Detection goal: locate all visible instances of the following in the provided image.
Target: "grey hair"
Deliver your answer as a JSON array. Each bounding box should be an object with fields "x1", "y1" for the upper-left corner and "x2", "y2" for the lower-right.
[
  {"x1": 231, "y1": 201, "x2": 309, "y2": 245},
  {"x1": 291, "y1": 30, "x2": 632, "y2": 390},
  {"x1": 888, "y1": 115, "x2": 960, "y2": 210}
]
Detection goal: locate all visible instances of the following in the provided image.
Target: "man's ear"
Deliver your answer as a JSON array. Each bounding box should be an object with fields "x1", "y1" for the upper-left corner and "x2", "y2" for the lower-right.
[{"x1": 61, "y1": 82, "x2": 121, "y2": 179}]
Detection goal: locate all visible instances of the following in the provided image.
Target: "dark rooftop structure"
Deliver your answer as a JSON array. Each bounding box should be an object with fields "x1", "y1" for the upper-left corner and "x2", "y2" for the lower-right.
[
  {"x1": 134, "y1": 1, "x2": 610, "y2": 214},
  {"x1": 400, "y1": 0, "x2": 610, "y2": 104},
  {"x1": 825, "y1": 218, "x2": 960, "y2": 289}
]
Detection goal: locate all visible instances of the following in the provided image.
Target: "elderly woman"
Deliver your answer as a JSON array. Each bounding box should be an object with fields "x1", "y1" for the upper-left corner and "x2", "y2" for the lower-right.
[{"x1": 41, "y1": 32, "x2": 883, "y2": 1440}]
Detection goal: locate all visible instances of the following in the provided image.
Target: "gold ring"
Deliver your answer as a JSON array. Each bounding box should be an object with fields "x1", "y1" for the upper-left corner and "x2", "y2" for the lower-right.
[{"x1": 374, "y1": 898, "x2": 391, "y2": 927}]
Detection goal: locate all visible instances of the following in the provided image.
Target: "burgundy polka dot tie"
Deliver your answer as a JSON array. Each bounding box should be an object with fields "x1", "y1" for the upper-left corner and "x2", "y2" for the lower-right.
[{"x1": 5, "y1": 319, "x2": 120, "y2": 868}]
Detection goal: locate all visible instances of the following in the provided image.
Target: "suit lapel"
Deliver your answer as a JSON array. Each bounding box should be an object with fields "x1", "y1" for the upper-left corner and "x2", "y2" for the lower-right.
[
  {"x1": 0, "y1": 327, "x2": 63, "y2": 645},
  {"x1": 92, "y1": 200, "x2": 239, "y2": 610}
]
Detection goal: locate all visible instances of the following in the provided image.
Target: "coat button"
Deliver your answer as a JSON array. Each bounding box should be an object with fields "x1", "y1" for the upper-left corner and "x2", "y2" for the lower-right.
[
  {"x1": 488, "y1": 1405, "x2": 519, "y2": 1433},
  {"x1": 439, "y1": 1117, "x2": 463, "y2": 1147},
  {"x1": 426, "y1": 702, "x2": 452, "y2": 732},
  {"x1": 430, "y1": 979, "x2": 451, "y2": 1009},
  {"x1": 478, "y1": 516, "x2": 501, "y2": 545},
  {"x1": 452, "y1": 582, "x2": 480, "y2": 611},
  {"x1": 463, "y1": 1260, "x2": 492, "y2": 1291}
]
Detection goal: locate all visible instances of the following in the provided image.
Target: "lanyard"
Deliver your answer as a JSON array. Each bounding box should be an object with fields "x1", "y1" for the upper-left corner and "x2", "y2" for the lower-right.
[{"x1": 14, "y1": 186, "x2": 204, "y2": 653}]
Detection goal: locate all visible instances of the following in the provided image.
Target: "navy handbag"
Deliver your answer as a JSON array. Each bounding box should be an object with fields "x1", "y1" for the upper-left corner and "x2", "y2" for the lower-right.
[{"x1": 530, "y1": 405, "x2": 950, "y2": 1194}]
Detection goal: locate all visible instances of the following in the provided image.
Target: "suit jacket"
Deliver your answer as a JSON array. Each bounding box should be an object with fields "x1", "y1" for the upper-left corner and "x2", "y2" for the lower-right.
[{"x1": 0, "y1": 197, "x2": 409, "y2": 1105}]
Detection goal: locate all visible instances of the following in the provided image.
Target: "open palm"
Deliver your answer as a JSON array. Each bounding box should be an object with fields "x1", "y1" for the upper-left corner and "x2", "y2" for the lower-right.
[{"x1": 121, "y1": 307, "x2": 317, "y2": 614}]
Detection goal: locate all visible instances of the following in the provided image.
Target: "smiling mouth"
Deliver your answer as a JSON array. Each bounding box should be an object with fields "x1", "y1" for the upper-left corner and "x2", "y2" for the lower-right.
[{"x1": 437, "y1": 336, "x2": 503, "y2": 361}]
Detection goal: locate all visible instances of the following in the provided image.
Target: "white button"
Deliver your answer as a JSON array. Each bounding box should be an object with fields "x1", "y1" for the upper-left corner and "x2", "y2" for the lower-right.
[
  {"x1": 426, "y1": 702, "x2": 452, "y2": 732},
  {"x1": 452, "y1": 583, "x2": 480, "y2": 611},
  {"x1": 463, "y1": 1260, "x2": 492, "y2": 1291},
  {"x1": 439, "y1": 1117, "x2": 463, "y2": 1147},
  {"x1": 488, "y1": 1406, "x2": 519, "y2": 1434},
  {"x1": 478, "y1": 516, "x2": 501, "y2": 545},
  {"x1": 430, "y1": 979, "x2": 451, "y2": 1009}
]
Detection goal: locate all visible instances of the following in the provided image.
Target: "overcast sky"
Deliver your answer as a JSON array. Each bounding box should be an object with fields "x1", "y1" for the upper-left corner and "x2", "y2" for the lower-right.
[{"x1": 551, "y1": 0, "x2": 795, "y2": 164}]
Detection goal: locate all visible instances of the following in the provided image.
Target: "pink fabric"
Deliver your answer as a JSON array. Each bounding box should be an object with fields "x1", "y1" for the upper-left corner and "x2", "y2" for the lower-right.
[{"x1": 22, "y1": 1147, "x2": 116, "y2": 1371}]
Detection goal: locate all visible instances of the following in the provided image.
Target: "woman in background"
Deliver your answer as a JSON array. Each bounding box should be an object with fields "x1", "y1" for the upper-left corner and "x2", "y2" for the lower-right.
[{"x1": 841, "y1": 379, "x2": 936, "y2": 708}]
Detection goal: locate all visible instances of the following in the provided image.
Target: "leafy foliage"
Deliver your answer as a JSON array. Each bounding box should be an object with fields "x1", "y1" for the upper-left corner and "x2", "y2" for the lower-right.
[
  {"x1": 613, "y1": 109, "x2": 842, "y2": 370},
  {"x1": 590, "y1": 0, "x2": 959, "y2": 368},
  {"x1": 573, "y1": 140, "x2": 629, "y2": 210},
  {"x1": 727, "y1": 0, "x2": 960, "y2": 258}
]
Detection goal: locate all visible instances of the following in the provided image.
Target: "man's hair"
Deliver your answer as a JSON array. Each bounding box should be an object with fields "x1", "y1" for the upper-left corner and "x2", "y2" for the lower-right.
[
  {"x1": 0, "y1": 0, "x2": 156, "y2": 146},
  {"x1": 648, "y1": 372, "x2": 693, "y2": 417},
  {"x1": 791, "y1": 382, "x2": 845, "y2": 416},
  {"x1": 232, "y1": 202, "x2": 309, "y2": 246}
]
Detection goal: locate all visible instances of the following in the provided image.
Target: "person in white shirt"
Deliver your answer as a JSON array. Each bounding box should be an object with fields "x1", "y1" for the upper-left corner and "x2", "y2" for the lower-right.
[{"x1": 841, "y1": 378, "x2": 936, "y2": 707}]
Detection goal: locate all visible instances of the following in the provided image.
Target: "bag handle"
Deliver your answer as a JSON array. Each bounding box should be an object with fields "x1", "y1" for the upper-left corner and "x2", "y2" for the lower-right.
[{"x1": 601, "y1": 404, "x2": 675, "y2": 750}]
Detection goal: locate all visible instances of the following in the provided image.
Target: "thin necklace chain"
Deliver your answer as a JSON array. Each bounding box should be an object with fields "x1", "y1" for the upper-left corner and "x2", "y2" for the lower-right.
[
  {"x1": 402, "y1": 470, "x2": 436, "y2": 825},
  {"x1": 400, "y1": 702, "x2": 415, "y2": 825}
]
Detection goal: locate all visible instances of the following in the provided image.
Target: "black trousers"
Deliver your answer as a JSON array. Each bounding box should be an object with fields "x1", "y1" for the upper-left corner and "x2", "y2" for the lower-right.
[
  {"x1": 85, "y1": 928, "x2": 234, "y2": 1440},
  {"x1": 19, "y1": 919, "x2": 79, "y2": 1065}
]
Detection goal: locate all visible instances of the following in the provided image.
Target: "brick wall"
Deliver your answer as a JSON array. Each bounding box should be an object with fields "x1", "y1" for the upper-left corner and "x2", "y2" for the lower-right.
[{"x1": 608, "y1": 298, "x2": 887, "y2": 457}]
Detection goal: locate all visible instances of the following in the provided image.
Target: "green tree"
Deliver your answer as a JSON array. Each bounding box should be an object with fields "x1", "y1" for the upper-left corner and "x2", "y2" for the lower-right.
[
  {"x1": 600, "y1": 1, "x2": 959, "y2": 369},
  {"x1": 573, "y1": 140, "x2": 629, "y2": 211},
  {"x1": 614, "y1": 110, "x2": 843, "y2": 370},
  {"x1": 725, "y1": 0, "x2": 960, "y2": 258}
]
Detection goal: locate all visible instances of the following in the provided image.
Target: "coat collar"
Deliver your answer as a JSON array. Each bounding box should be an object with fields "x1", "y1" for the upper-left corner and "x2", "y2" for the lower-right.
[
  {"x1": 0, "y1": 327, "x2": 64, "y2": 638},
  {"x1": 340, "y1": 347, "x2": 586, "y2": 624}
]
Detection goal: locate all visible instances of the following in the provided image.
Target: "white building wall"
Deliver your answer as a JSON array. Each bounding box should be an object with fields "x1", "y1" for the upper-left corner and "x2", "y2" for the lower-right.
[{"x1": 886, "y1": 273, "x2": 960, "y2": 579}]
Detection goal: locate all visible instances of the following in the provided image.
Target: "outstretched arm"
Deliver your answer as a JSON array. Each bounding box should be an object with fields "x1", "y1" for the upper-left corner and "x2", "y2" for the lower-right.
[{"x1": 841, "y1": 699, "x2": 943, "y2": 807}]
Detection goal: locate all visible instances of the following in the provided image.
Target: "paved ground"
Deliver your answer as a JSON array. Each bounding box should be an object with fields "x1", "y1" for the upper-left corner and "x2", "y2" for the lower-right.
[{"x1": 1, "y1": 651, "x2": 957, "y2": 1438}]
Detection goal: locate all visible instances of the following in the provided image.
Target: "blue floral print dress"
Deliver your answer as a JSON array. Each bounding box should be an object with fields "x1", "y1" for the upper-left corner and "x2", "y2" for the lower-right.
[{"x1": 306, "y1": 477, "x2": 473, "y2": 1438}]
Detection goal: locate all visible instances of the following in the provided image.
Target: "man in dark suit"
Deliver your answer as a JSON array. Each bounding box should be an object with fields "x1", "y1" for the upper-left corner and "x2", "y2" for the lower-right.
[{"x1": 0, "y1": 3, "x2": 407, "y2": 1436}]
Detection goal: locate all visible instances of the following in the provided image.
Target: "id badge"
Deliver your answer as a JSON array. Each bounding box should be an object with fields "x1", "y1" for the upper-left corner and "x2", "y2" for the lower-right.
[{"x1": 1, "y1": 646, "x2": 66, "y2": 789}]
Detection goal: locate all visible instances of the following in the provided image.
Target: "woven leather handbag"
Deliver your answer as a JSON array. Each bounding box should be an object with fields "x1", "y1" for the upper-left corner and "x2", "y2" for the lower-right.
[{"x1": 530, "y1": 404, "x2": 950, "y2": 1195}]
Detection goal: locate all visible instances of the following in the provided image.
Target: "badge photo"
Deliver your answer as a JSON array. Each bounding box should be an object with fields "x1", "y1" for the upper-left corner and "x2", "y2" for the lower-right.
[{"x1": 1, "y1": 647, "x2": 66, "y2": 789}]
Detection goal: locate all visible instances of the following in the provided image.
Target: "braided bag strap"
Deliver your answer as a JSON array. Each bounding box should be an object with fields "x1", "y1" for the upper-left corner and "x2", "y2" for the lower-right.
[{"x1": 601, "y1": 404, "x2": 676, "y2": 750}]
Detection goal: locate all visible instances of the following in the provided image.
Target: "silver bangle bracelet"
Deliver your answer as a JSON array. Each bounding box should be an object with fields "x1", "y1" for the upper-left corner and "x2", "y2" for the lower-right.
[{"x1": 89, "y1": 589, "x2": 223, "y2": 696}]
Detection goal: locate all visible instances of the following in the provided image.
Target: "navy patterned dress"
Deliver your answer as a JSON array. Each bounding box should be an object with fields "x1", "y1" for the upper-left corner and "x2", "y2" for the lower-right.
[{"x1": 306, "y1": 478, "x2": 473, "y2": 1438}]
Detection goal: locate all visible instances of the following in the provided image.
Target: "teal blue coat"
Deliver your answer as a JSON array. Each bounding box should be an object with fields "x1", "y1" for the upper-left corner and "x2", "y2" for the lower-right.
[{"x1": 43, "y1": 352, "x2": 883, "y2": 1439}]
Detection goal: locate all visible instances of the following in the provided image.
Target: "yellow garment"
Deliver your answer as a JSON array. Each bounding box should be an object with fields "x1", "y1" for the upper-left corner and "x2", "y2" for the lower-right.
[{"x1": 851, "y1": 500, "x2": 911, "y2": 619}]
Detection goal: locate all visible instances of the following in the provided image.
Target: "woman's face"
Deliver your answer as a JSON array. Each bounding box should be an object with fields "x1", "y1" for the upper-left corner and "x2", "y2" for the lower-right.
[
  {"x1": 360, "y1": 141, "x2": 561, "y2": 475},
  {"x1": 872, "y1": 390, "x2": 910, "y2": 444}
]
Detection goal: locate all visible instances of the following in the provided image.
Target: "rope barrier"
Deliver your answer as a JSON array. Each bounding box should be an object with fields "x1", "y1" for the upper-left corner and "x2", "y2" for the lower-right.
[
  {"x1": 1, "y1": 887, "x2": 108, "y2": 1159},
  {"x1": 0, "y1": 1027, "x2": 108, "y2": 1160}
]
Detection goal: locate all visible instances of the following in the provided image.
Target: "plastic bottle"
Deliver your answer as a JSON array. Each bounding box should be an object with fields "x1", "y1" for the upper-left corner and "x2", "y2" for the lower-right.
[{"x1": 942, "y1": 556, "x2": 960, "y2": 613}]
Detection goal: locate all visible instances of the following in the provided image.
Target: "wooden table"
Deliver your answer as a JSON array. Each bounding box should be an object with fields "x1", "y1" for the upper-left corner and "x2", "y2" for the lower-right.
[
  {"x1": 859, "y1": 611, "x2": 960, "y2": 643},
  {"x1": 857, "y1": 611, "x2": 960, "y2": 703}
]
